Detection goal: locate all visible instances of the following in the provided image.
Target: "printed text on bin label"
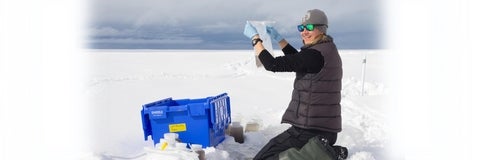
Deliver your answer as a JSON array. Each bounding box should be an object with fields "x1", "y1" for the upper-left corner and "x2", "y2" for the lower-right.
[{"x1": 169, "y1": 123, "x2": 187, "y2": 132}]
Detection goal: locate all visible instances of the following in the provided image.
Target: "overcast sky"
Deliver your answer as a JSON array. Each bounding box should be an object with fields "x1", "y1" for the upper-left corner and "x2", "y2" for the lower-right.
[{"x1": 88, "y1": 0, "x2": 382, "y2": 49}]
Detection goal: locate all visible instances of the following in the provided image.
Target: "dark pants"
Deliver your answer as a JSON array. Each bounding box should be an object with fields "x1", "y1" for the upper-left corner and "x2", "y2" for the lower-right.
[{"x1": 253, "y1": 126, "x2": 337, "y2": 160}]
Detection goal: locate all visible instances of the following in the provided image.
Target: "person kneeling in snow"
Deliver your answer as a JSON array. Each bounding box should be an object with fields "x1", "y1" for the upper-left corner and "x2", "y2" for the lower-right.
[{"x1": 243, "y1": 9, "x2": 348, "y2": 160}]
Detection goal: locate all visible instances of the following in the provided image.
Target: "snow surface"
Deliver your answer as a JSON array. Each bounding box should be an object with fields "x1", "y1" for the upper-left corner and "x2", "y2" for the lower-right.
[{"x1": 81, "y1": 49, "x2": 399, "y2": 160}]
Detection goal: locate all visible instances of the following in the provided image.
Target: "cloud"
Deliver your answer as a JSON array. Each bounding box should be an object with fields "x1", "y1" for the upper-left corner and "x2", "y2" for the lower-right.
[{"x1": 88, "y1": 0, "x2": 382, "y2": 49}]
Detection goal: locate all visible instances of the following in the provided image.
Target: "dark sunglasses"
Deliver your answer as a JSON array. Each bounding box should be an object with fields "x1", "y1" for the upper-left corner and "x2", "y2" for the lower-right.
[{"x1": 297, "y1": 24, "x2": 325, "y2": 32}]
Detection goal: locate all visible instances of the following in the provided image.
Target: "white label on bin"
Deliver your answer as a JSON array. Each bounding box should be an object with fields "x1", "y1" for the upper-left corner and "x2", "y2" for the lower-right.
[
  {"x1": 151, "y1": 110, "x2": 164, "y2": 116},
  {"x1": 169, "y1": 123, "x2": 187, "y2": 132}
]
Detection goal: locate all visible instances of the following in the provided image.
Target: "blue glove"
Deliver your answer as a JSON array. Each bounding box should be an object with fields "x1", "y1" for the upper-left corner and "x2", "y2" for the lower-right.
[
  {"x1": 266, "y1": 26, "x2": 284, "y2": 43},
  {"x1": 243, "y1": 22, "x2": 258, "y2": 39}
]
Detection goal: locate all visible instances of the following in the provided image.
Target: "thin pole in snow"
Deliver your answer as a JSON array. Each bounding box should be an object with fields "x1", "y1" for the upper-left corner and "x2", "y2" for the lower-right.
[{"x1": 361, "y1": 54, "x2": 367, "y2": 96}]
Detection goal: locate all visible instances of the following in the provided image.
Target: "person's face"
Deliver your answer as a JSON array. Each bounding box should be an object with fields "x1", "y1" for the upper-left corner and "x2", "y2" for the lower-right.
[{"x1": 298, "y1": 24, "x2": 323, "y2": 44}]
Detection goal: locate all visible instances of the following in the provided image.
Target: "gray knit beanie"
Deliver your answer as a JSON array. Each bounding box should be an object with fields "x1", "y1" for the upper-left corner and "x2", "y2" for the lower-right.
[{"x1": 301, "y1": 9, "x2": 328, "y2": 33}]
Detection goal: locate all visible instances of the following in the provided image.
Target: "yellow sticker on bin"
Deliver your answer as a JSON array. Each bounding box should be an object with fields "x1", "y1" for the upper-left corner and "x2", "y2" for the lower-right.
[{"x1": 169, "y1": 123, "x2": 187, "y2": 132}]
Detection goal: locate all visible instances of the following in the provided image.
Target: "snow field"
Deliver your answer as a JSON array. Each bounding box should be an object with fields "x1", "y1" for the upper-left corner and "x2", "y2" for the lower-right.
[{"x1": 83, "y1": 50, "x2": 395, "y2": 160}]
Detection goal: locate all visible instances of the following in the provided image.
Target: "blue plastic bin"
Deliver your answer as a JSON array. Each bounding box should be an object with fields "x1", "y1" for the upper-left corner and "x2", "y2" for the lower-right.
[{"x1": 141, "y1": 93, "x2": 231, "y2": 147}]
